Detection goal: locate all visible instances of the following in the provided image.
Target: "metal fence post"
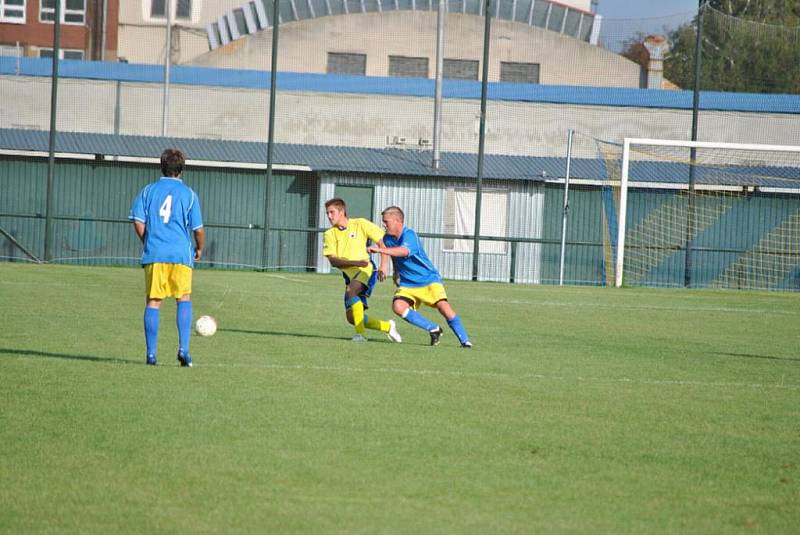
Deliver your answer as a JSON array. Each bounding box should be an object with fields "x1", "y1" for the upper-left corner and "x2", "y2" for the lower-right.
[
  {"x1": 44, "y1": 0, "x2": 62, "y2": 262},
  {"x1": 559, "y1": 129, "x2": 574, "y2": 285}
]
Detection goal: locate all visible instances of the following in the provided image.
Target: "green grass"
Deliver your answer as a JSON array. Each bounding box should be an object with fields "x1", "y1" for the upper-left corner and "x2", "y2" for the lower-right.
[{"x1": 1, "y1": 263, "x2": 799, "y2": 533}]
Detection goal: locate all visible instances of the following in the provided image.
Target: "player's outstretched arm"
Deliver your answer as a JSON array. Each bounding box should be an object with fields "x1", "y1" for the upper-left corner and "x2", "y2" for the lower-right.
[
  {"x1": 326, "y1": 255, "x2": 369, "y2": 269},
  {"x1": 375, "y1": 240, "x2": 390, "y2": 281},
  {"x1": 367, "y1": 244, "x2": 409, "y2": 258}
]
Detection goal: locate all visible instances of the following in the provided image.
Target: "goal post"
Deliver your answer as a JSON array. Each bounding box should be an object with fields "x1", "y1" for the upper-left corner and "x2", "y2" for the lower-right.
[{"x1": 616, "y1": 138, "x2": 800, "y2": 290}]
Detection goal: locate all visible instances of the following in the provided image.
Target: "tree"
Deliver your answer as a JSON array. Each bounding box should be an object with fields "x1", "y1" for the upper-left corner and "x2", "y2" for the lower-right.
[
  {"x1": 620, "y1": 32, "x2": 650, "y2": 69},
  {"x1": 664, "y1": 0, "x2": 800, "y2": 93}
]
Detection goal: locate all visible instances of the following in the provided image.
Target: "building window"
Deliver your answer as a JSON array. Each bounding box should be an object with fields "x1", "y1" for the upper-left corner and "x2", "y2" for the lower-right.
[
  {"x1": 443, "y1": 188, "x2": 508, "y2": 254},
  {"x1": 41, "y1": 0, "x2": 86, "y2": 24},
  {"x1": 500, "y1": 62, "x2": 540, "y2": 84},
  {"x1": 388, "y1": 56, "x2": 429, "y2": 78},
  {"x1": 1, "y1": 0, "x2": 25, "y2": 23},
  {"x1": 39, "y1": 48, "x2": 85, "y2": 60},
  {"x1": 0, "y1": 44, "x2": 23, "y2": 56},
  {"x1": 327, "y1": 52, "x2": 367, "y2": 75},
  {"x1": 444, "y1": 59, "x2": 479, "y2": 80},
  {"x1": 150, "y1": 0, "x2": 192, "y2": 20}
]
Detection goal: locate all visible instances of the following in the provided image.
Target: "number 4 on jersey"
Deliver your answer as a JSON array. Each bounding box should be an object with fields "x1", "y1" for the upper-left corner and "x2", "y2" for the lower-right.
[{"x1": 159, "y1": 195, "x2": 173, "y2": 223}]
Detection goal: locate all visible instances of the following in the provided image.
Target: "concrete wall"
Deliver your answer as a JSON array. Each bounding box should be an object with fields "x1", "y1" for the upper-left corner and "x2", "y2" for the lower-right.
[
  {"x1": 3, "y1": 73, "x2": 799, "y2": 159},
  {"x1": 190, "y1": 11, "x2": 637, "y2": 87}
]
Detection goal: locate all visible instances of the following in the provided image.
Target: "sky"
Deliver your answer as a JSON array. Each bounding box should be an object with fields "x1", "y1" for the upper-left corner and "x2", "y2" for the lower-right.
[
  {"x1": 595, "y1": 0, "x2": 701, "y2": 21},
  {"x1": 594, "y1": 0, "x2": 702, "y2": 51}
]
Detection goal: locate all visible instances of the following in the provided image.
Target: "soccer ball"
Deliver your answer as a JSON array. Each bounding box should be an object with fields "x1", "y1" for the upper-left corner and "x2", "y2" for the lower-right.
[{"x1": 195, "y1": 315, "x2": 217, "y2": 337}]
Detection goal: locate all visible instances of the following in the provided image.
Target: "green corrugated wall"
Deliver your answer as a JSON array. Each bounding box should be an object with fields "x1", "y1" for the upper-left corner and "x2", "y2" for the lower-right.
[
  {"x1": 541, "y1": 183, "x2": 608, "y2": 285},
  {"x1": 3, "y1": 156, "x2": 798, "y2": 288},
  {"x1": 0, "y1": 156, "x2": 316, "y2": 270}
]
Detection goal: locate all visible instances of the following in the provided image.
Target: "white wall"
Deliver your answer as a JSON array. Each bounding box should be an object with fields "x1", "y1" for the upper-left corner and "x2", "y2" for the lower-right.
[{"x1": 190, "y1": 11, "x2": 635, "y2": 86}]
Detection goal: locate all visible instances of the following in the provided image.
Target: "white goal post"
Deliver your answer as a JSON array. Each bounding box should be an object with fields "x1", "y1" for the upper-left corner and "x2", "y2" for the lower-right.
[{"x1": 616, "y1": 138, "x2": 800, "y2": 289}]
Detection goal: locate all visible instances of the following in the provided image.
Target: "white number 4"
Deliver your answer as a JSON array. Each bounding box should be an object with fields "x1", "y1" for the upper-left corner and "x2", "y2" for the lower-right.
[{"x1": 159, "y1": 195, "x2": 173, "y2": 224}]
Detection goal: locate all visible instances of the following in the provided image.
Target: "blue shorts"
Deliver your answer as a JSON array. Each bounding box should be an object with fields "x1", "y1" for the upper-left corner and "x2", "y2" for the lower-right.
[{"x1": 343, "y1": 260, "x2": 378, "y2": 310}]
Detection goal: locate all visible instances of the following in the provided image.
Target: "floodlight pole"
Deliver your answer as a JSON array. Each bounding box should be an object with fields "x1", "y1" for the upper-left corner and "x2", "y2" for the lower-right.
[
  {"x1": 44, "y1": 0, "x2": 62, "y2": 262},
  {"x1": 432, "y1": 0, "x2": 445, "y2": 170},
  {"x1": 161, "y1": 0, "x2": 173, "y2": 137},
  {"x1": 261, "y1": 0, "x2": 281, "y2": 270},
  {"x1": 471, "y1": 0, "x2": 492, "y2": 282},
  {"x1": 684, "y1": 0, "x2": 704, "y2": 287},
  {"x1": 101, "y1": 0, "x2": 108, "y2": 60}
]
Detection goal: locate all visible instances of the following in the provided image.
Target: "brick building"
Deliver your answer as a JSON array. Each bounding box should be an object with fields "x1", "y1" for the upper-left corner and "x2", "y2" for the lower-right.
[{"x1": 0, "y1": 0, "x2": 118, "y2": 60}]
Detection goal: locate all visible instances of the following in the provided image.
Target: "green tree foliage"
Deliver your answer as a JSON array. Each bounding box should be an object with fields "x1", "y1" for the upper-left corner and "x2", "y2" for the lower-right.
[
  {"x1": 664, "y1": 0, "x2": 800, "y2": 93},
  {"x1": 620, "y1": 32, "x2": 650, "y2": 68}
]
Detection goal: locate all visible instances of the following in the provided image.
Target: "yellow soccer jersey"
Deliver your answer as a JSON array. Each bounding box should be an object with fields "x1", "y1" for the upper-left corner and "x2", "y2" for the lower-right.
[{"x1": 323, "y1": 218, "x2": 384, "y2": 264}]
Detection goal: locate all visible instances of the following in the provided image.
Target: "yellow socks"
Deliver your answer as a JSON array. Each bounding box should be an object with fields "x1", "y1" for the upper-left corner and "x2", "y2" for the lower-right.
[
  {"x1": 364, "y1": 315, "x2": 389, "y2": 333},
  {"x1": 350, "y1": 300, "x2": 366, "y2": 334}
]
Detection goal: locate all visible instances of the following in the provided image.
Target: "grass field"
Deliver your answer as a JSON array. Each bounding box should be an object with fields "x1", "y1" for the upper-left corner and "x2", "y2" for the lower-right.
[{"x1": 1, "y1": 263, "x2": 799, "y2": 533}]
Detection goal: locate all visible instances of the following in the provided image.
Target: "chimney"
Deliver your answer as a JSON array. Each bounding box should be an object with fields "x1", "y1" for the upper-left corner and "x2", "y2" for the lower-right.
[{"x1": 643, "y1": 35, "x2": 670, "y2": 90}]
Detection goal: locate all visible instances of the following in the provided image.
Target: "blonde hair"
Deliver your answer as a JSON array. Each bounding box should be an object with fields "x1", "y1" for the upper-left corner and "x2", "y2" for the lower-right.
[
  {"x1": 324, "y1": 198, "x2": 347, "y2": 214},
  {"x1": 381, "y1": 206, "x2": 404, "y2": 222}
]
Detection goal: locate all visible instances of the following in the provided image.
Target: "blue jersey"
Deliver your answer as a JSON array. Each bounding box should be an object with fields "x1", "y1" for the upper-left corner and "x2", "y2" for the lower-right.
[
  {"x1": 383, "y1": 227, "x2": 441, "y2": 287},
  {"x1": 129, "y1": 177, "x2": 203, "y2": 267}
]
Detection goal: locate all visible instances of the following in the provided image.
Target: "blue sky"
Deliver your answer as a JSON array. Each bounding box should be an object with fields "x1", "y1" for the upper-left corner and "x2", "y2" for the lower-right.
[
  {"x1": 595, "y1": 0, "x2": 701, "y2": 21},
  {"x1": 594, "y1": 0, "x2": 701, "y2": 51}
]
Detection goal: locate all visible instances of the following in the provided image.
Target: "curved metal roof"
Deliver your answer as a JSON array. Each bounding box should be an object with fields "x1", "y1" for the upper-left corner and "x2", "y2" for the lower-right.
[{"x1": 207, "y1": 0, "x2": 599, "y2": 49}]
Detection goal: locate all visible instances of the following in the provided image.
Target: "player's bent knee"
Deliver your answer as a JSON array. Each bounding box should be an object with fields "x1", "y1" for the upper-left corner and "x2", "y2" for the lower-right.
[{"x1": 392, "y1": 298, "x2": 411, "y2": 316}]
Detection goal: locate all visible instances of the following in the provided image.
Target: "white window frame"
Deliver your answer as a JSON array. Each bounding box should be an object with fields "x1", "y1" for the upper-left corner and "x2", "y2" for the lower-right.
[
  {"x1": 145, "y1": 0, "x2": 196, "y2": 22},
  {"x1": 0, "y1": 43, "x2": 24, "y2": 56},
  {"x1": 40, "y1": 0, "x2": 86, "y2": 25},
  {"x1": 0, "y1": 0, "x2": 26, "y2": 23},
  {"x1": 443, "y1": 187, "x2": 509, "y2": 255},
  {"x1": 39, "y1": 47, "x2": 85, "y2": 60}
]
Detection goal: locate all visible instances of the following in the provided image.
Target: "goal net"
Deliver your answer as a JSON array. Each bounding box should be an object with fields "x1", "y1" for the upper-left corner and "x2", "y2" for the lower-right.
[{"x1": 616, "y1": 138, "x2": 800, "y2": 290}]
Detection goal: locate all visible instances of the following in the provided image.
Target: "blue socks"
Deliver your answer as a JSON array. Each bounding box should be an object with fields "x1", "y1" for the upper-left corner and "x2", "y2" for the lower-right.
[
  {"x1": 144, "y1": 302, "x2": 193, "y2": 358},
  {"x1": 177, "y1": 301, "x2": 192, "y2": 354},
  {"x1": 144, "y1": 306, "x2": 160, "y2": 357},
  {"x1": 402, "y1": 309, "x2": 438, "y2": 332},
  {"x1": 447, "y1": 315, "x2": 470, "y2": 345}
]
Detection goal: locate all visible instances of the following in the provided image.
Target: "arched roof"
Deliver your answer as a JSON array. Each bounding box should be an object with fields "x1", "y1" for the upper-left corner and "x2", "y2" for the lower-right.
[{"x1": 207, "y1": 0, "x2": 599, "y2": 49}]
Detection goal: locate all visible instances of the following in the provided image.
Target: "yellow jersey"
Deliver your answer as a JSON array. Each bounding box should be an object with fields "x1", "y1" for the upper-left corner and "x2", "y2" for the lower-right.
[{"x1": 323, "y1": 217, "x2": 384, "y2": 267}]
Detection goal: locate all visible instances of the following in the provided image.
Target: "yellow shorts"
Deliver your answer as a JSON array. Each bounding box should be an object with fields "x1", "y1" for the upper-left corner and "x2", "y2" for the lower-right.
[
  {"x1": 144, "y1": 263, "x2": 193, "y2": 299},
  {"x1": 394, "y1": 283, "x2": 448, "y2": 309},
  {"x1": 342, "y1": 264, "x2": 374, "y2": 287}
]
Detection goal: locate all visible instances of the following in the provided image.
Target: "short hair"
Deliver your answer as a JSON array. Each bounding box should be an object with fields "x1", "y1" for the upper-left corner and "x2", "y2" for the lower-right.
[
  {"x1": 161, "y1": 149, "x2": 185, "y2": 177},
  {"x1": 325, "y1": 198, "x2": 347, "y2": 213},
  {"x1": 382, "y1": 206, "x2": 404, "y2": 222}
]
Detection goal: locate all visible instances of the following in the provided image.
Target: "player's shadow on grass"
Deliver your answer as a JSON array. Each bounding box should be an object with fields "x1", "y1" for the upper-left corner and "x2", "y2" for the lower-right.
[
  {"x1": 222, "y1": 327, "x2": 349, "y2": 341},
  {"x1": 710, "y1": 351, "x2": 800, "y2": 363},
  {"x1": 221, "y1": 328, "x2": 400, "y2": 343},
  {"x1": 0, "y1": 348, "x2": 134, "y2": 365}
]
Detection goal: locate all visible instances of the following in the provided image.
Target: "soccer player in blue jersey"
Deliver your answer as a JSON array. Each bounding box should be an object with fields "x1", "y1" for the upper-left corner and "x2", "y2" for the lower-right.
[
  {"x1": 323, "y1": 198, "x2": 401, "y2": 343},
  {"x1": 129, "y1": 149, "x2": 205, "y2": 367},
  {"x1": 368, "y1": 206, "x2": 472, "y2": 348}
]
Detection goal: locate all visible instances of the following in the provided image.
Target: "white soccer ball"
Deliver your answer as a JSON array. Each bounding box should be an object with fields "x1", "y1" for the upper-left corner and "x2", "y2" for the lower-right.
[{"x1": 195, "y1": 315, "x2": 217, "y2": 337}]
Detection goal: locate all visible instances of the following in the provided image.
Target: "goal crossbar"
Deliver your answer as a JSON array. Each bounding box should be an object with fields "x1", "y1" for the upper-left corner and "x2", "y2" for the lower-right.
[{"x1": 616, "y1": 138, "x2": 800, "y2": 288}]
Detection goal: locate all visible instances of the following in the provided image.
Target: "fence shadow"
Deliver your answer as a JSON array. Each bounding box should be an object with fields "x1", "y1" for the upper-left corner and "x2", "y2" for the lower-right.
[
  {"x1": 0, "y1": 348, "x2": 135, "y2": 365},
  {"x1": 709, "y1": 351, "x2": 800, "y2": 363},
  {"x1": 221, "y1": 327, "x2": 401, "y2": 344}
]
